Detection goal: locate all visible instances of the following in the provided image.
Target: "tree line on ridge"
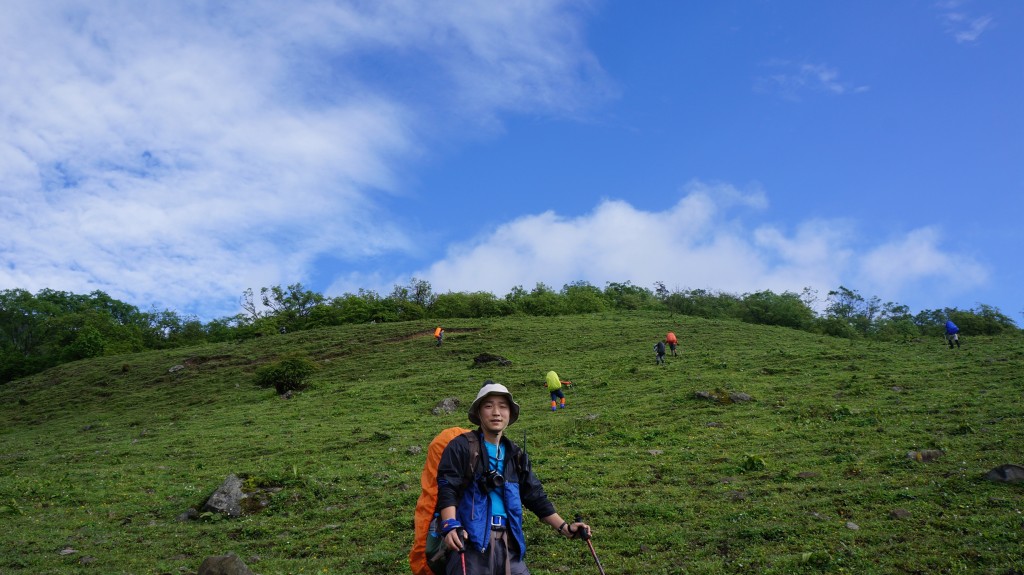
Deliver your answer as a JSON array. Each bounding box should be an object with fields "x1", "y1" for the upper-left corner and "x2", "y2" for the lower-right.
[{"x1": 0, "y1": 280, "x2": 1017, "y2": 384}]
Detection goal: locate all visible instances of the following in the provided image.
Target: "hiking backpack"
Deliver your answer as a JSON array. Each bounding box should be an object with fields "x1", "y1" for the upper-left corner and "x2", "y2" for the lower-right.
[{"x1": 409, "y1": 427, "x2": 474, "y2": 575}]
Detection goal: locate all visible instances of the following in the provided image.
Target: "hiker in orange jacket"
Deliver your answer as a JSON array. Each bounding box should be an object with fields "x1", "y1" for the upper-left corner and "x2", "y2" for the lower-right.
[{"x1": 434, "y1": 326, "x2": 444, "y2": 347}]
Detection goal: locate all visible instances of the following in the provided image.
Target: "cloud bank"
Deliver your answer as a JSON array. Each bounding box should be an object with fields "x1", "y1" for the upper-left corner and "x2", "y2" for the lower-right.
[
  {"x1": 415, "y1": 182, "x2": 988, "y2": 309},
  {"x1": 0, "y1": 0, "x2": 605, "y2": 318}
]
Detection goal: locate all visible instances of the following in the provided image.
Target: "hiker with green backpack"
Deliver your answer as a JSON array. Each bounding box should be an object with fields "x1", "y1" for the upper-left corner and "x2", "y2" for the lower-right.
[{"x1": 434, "y1": 381, "x2": 591, "y2": 575}]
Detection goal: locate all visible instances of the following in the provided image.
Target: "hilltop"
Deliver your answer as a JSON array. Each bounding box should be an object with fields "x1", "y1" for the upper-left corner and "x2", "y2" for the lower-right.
[{"x1": 1, "y1": 312, "x2": 1022, "y2": 574}]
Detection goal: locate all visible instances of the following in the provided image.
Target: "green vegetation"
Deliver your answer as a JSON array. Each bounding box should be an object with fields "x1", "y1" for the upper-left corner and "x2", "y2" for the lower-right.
[
  {"x1": 1, "y1": 312, "x2": 1022, "y2": 574},
  {"x1": 254, "y1": 354, "x2": 319, "y2": 395},
  {"x1": 2, "y1": 281, "x2": 1018, "y2": 384}
]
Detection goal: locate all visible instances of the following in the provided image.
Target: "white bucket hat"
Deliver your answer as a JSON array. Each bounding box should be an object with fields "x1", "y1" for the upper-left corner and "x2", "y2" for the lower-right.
[{"x1": 468, "y1": 380, "x2": 520, "y2": 426}]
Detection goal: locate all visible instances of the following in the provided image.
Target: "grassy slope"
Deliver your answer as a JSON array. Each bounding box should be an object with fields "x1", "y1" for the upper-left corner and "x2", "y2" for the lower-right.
[{"x1": 1, "y1": 312, "x2": 1022, "y2": 574}]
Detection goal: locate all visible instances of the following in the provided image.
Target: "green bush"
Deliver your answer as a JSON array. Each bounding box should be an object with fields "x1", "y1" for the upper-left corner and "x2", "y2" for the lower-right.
[{"x1": 254, "y1": 354, "x2": 318, "y2": 394}]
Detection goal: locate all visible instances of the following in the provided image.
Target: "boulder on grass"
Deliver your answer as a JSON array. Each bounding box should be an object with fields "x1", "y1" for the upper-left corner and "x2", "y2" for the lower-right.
[
  {"x1": 432, "y1": 397, "x2": 460, "y2": 416},
  {"x1": 984, "y1": 463, "x2": 1024, "y2": 484},
  {"x1": 202, "y1": 474, "x2": 245, "y2": 518},
  {"x1": 198, "y1": 553, "x2": 254, "y2": 575}
]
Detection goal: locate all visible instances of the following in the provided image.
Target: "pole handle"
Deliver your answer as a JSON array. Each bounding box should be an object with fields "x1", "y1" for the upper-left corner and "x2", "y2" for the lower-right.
[{"x1": 573, "y1": 514, "x2": 591, "y2": 540}]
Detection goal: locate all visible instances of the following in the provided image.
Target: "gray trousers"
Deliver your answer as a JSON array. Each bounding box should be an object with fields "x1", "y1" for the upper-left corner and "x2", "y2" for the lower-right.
[{"x1": 446, "y1": 529, "x2": 528, "y2": 575}]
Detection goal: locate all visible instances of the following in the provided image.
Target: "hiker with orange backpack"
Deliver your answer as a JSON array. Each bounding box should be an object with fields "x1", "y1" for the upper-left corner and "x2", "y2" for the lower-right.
[
  {"x1": 666, "y1": 331, "x2": 679, "y2": 356},
  {"x1": 435, "y1": 381, "x2": 590, "y2": 575}
]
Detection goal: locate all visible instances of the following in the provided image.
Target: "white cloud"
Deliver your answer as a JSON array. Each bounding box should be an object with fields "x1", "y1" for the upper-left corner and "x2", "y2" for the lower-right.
[
  {"x1": 0, "y1": 0, "x2": 606, "y2": 318},
  {"x1": 755, "y1": 61, "x2": 869, "y2": 101},
  {"x1": 414, "y1": 185, "x2": 986, "y2": 308},
  {"x1": 935, "y1": 1, "x2": 994, "y2": 43},
  {"x1": 416, "y1": 183, "x2": 793, "y2": 295},
  {"x1": 857, "y1": 227, "x2": 989, "y2": 297}
]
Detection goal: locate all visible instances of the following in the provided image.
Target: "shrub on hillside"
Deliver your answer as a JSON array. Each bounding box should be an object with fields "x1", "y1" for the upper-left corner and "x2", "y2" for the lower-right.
[{"x1": 255, "y1": 355, "x2": 318, "y2": 395}]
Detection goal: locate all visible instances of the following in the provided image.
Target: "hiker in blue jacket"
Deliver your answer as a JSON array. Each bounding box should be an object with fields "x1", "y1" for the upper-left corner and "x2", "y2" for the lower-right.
[
  {"x1": 945, "y1": 320, "x2": 961, "y2": 349},
  {"x1": 436, "y1": 381, "x2": 590, "y2": 575}
]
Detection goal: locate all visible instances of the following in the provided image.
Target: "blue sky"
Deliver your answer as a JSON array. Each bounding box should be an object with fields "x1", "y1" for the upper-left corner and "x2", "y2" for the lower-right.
[{"x1": 2, "y1": 1, "x2": 1021, "y2": 322}]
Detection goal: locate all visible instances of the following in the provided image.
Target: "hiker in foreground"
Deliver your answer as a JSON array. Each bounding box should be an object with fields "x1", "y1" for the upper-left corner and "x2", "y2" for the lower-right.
[{"x1": 436, "y1": 381, "x2": 591, "y2": 574}]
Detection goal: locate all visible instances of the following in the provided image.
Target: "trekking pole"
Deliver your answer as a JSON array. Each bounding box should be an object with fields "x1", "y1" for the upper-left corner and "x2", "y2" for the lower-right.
[
  {"x1": 457, "y1": 531, "x2": 468, "y2": 575},
  {"x1": 575, "y1": 514, "x2": 606, "y2": 575}
]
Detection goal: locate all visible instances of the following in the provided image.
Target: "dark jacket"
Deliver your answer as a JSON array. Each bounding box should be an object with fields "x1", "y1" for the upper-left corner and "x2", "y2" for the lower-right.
[{"x1": 436, "y1": 431, "x2": 555, "y2": 559}]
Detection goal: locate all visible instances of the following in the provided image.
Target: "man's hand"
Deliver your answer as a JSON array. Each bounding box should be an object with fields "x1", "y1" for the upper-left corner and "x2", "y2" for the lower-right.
[
  {"x1": 444, "y1": 528, "x2": 466, "y2": 551},
  {"x1": 569, "y1": 521, "x2": 592, "y2": 539}
]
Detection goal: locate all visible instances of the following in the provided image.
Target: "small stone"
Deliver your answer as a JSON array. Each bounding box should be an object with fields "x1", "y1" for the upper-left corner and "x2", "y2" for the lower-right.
[
  {"x1": 889, "y1": 508, "x2": 912, "y2": 520},
  {"x1": 907, "y1": 449, "x2": 944, "y2": 463}
]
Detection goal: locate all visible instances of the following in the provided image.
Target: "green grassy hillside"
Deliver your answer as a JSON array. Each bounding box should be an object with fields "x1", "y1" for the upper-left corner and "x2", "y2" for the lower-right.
[{"x1": 1, "y1": 312, "x2": 1022, "y2": 574}]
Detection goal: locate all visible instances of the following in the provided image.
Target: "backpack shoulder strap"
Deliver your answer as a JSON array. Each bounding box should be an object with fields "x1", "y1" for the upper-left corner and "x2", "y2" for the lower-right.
[
  {"x1": 509, "y1": 440, "x2": 528, "y2": 474},
  {"x1": 462, "y1": 431, "x2": 482, "y2": 480},
  {"x1": 464, "y1": 432, "x2": 529, "y2": 479}
]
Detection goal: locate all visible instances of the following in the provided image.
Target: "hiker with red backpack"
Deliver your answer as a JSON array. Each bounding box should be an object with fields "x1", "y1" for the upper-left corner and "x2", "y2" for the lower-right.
[{"x1": 434, "y1": 381, "x2": 590, "y2": 574}]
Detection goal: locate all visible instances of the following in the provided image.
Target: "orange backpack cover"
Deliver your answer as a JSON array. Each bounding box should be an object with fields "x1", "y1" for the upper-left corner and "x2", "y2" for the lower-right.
[{"x1": 410, "y1": 427, "x2": 471, "y2": 575}]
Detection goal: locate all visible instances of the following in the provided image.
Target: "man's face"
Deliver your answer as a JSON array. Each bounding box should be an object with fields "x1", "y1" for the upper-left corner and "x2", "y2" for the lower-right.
[{"x1": 478, "y1": 395, "x2": 511, "y2": 433}]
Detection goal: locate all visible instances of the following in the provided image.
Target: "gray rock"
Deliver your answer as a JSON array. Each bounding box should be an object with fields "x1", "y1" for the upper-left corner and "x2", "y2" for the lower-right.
[
  {"x1": 889, "y1": 508, "x2": 912, "y2": 520},
  {"x1": 907, "y1": 449, "x2": 944, "y2": 463},
  {"x1": 203, "y1": 474, "x2": 245, "y2": 518},
  {"x1": 198, "y1": 553, "x2": 255, "y2": 575},
  {"x1": 984, "y1": 464, "x2": 1024, "y2": 484},
  {"x1": 432, "y1": 397, "x2": 460, "y2": 416},
  {"x1": 177, "y1": 508, "x2": 199, "y2": 522}
]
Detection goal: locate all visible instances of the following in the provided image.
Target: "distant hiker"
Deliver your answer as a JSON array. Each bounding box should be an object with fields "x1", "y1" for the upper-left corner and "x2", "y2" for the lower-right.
[
  {"x1": 434, "y1": 326, "x2": 445, "y2": 347},
  {"x1": 945, "y1": 320, "x2": 960, "y2": 349},
  {"x1": 436, "y1": 381, "x2": 591, "y2": 575},
  {"x1": 666, "y1": 331, "x2": 678, "y2": 356},
  {"x1": 545, "y1": 370, "x2": 566, "y2": 411},
  {"x1": 654, "y1": 340, "x2": 666, "y2": 365}
]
